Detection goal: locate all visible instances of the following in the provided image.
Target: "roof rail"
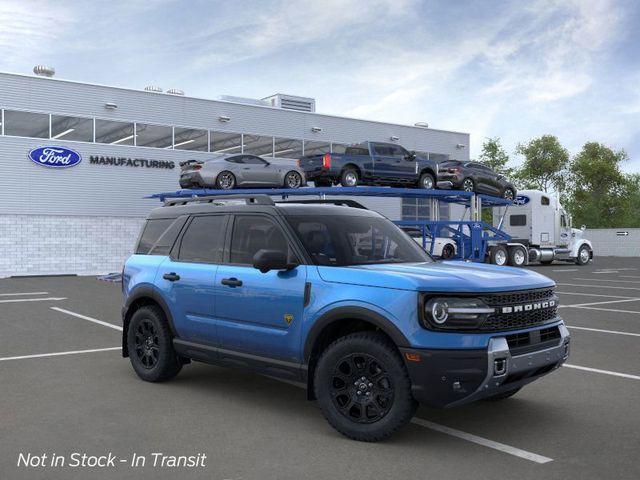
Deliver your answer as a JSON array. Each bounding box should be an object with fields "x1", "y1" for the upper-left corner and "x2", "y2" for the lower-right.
[{"x1": 163, "y1": 194, "x2": 275, "y2": 207}]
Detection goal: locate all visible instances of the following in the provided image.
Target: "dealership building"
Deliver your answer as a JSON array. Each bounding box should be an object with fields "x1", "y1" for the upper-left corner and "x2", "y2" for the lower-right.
[{"x1": 0, "y1": 69, "x2": 470, "y2": 277}]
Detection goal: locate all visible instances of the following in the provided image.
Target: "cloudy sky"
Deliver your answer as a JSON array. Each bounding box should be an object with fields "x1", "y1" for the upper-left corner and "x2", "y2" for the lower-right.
[{"x1": 1, "y1": 0, "x2": 638, "y2": 171}]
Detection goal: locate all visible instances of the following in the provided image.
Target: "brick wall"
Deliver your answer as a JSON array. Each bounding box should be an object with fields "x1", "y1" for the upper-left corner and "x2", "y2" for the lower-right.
[
  {"x1": 0, "y1": 215, "x2": 145, "y2": 278},
  {"x1": 584, "y1": 228, "x2": 640, "y2": 257}
]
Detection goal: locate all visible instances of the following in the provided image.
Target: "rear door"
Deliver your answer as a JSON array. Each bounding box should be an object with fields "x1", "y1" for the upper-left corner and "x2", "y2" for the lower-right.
[
  {"x1": 157, "y1": 214, "x2": 228, "y2": 345},
  {"x1": 214, "y1": 214, "x2": 307, "y2": 361}
]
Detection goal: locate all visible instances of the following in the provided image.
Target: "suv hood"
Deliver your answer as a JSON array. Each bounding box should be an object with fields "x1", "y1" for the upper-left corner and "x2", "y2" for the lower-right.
[{"x1": 317, "y1": 261, "x2": 554, "y2": 292}]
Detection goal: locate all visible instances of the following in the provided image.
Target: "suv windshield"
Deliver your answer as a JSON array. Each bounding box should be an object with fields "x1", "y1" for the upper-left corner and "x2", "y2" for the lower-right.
[{"x1": 286, "y1": 215, "x2": 432, "y2": 266}]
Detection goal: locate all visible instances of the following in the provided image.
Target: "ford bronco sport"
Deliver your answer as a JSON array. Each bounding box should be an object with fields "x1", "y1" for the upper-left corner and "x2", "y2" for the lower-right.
[{"x1": 122, "y1": 194, "x2": 570, "y2": 442}]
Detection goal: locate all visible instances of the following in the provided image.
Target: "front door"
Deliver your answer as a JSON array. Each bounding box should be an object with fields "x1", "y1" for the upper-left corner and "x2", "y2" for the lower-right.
[
  {"x1": 241, "y1": 155, "x2": 280, "y2": 185},
  {"x1": 157, "y1": 214, "x2": 228, "y2": 345},
  {"x1": 215, "y1": 214, "x2": 307, "y2": 361}
]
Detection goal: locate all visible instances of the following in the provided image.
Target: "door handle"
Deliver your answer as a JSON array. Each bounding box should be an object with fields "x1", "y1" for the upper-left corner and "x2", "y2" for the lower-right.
[
  {"x1": 163, "y1": 272, "x2": 180, "y2": 282},
  {"x1": 221, "y1": 277, "x2": 243, "y2": 287}
]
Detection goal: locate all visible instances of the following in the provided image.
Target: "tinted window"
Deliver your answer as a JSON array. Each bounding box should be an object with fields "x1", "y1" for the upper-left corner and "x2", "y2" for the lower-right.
[
  {"x1": 51, "y1": 115, "x2": 93, "y2": 142},
  {"x1": 95, "y1": 119, "x2": 134, "y2": 145},
  {"x1": 211, "y1": 131, "x2": 242, "y2": 154},
  {"x1": 243, "y1": 155, "x2": 268, "y2": 165},
  {"x1": 136, "y1": 123, "x2": 172, "y2": 148},
  {"x1": 510, "y1": 215, "x2": 527, "y2": 226},
  {"x1": 178, "y1": 215, "x2": 227, "y2": 263},
  {"x1": 287, "y1": 215, "x2": 431, "y2": 266},
  {"x1": 136, "y1": 218, "x2": 174, "y2": 254},
  {"x1": 149, "y1": 216, "x2": 188, "y2": 255},
  {"x1": 274, "y1": 138, "x2": 303, "y2": 158},
  {"x1": 243, "y1": 135, "x2": 273, "y2": 156},
  {"x1": 230, "y1": 216, "x2": 291, "y2": 264},
  {"x1": 225, "y1": 156, "x2": 244, "y2": 164},
  {"x1": 4, "y1": 110, "x2": 49, "y2": 138},
  {"x1": 373, "y1": 145, "x2": 393, "y2": 155},
  {"x1": 345, "y1": 147, "x2": 369, "y2": 156},
  {"x1": 173, "y1": 127, "x2": 208, "y2": 151}
]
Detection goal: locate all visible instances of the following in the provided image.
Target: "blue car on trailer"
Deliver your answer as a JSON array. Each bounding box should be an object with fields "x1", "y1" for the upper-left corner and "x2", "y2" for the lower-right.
[{"x1": 121, "y1": 188, "x2": 569, "y2": 441}]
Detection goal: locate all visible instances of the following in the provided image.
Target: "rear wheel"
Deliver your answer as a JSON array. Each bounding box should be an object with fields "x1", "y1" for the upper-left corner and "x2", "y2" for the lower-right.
[
  {"x1": 127, "y1": 306, "x2": 182, "y2": 382},
  {"x1": 490, "y1": 245, "x2": 508, "y2": 266},
  {"x1": 340, "y1": 168, "x2": 359, "y2": 187},
  {"x1": 418, "y1": 172, "x2": 435, "y2": 189},
  {"x1": 284, "y1": 171, "x2": 303, "y2": 189},
  {"x1": 314, "y1": 332, "x2": 417, "y2": 442},
  {"x1": 462, "y1": 178, "x2": 475, "y2": 192},
  {"x1": 216, "y1": 171, "x2": 236, "y2": 190},
  {"x1": 508, "y1": 246, "x2": 527, "y2": 267},
  {"x1": 576, "y1": 245, "x2": 591, "y2": 265}
]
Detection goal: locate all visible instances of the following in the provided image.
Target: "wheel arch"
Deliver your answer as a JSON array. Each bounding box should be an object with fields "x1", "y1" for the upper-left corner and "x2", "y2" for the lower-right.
[
  {"x1": 303, "y1": 306, "x2": 410, "y2": 400},
  {"x1": 342, "y1": 163, "x2": 362, "y2": 177},
  {"x1": 121, "y1": 286, "x2": 177, "y2": 358},
  {"x1": 419, "y1": 167, "x2": 436, "y2": 179}
]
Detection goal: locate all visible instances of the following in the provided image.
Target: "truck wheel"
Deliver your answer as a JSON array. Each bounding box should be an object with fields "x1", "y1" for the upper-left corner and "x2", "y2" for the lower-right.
[
  {"x1": 576, "y1": 245, "x2": 591, "y2": 265},
  {"x1": 314, "y1": 332, "x2": 417, "y2": 442},
  {"x1": 462, "y1": 178, "x2": 475, "y2": 192},
  {"x1": 127, "y1": 306, "x2": 182, "y2": 382},
  {"x1": 483, "y1": 387, "x2": 521, "y2": 401},
  {"x1": 418, "y1": 172, "x2": 435, "y2": 189},
  {"x1": 507, "y1": 246, "x2": 527, "y2": 267},
  {"x1": 490, "y1": 245, "x2": 508, "y2": 266},
  {"x1": 441, "y1": 243, "x2": 455, "y2": 259},
  {"x1": 340, "y1": 168, "x2": 359, "y2": 187}
]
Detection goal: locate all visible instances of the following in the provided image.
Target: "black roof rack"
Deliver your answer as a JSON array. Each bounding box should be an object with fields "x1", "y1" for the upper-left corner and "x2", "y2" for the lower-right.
[
  {"x1": 163, "y1": 194, "x2": 275, "y2": 207},
  {"x1": 277, "y1": 199, "x2": 368, "y2": 209}
]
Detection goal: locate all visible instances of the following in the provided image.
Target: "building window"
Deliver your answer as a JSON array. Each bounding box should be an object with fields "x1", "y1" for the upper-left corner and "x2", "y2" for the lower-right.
[
  {"x1": 173, "y1": 127, "x2": 208, "y2": 151},
  {"x1": 274, "y1": 137, "x2": 303, "y2": 158},
  {"x1": 429, "y1": 153, "x2": 450, "y2": 163},
  {"x1": 3, "y1": 110, "x2": 49, "y2": 138},
  {"x1": 243, "y1": 134, "x2": 274, "y2": 156},
  {"x1": 210, "y1": 131, "x2": 242, "y2": 154},
  {"x1": 95, "y1": 119, "x2": 135, "y2": 145},
  {"x1": 303, "y1": 140, "x2": 331, "y2": 156},
  {"x1": 135, "y1": 123, "x2": 172, "y2": 148},
  {"x1": 51, "y1": 115, "x2": 93, "y2": 142}
]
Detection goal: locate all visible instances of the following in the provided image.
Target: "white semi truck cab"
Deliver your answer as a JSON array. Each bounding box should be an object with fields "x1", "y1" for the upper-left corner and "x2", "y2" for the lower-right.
[{"x1": 489, "y1": 189, "x2": 593, "y2": 267}]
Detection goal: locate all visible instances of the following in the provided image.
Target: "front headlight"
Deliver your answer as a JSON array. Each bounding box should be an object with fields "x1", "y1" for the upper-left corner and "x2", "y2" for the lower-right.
[{"x1": 422, "y1": 297, "x2": 494, "y2": 330}]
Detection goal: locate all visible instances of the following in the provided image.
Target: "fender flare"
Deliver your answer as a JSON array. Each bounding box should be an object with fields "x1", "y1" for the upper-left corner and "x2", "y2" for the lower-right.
[
  {"x1": 121, "y1": 286, "x2": 178, "y2": 356},
  {"x1": 303, "y1": 306, "x2": 410, "y2": 363},
  {"x1": 571, "y1": 238, "x2": 593, "y2": 257}
]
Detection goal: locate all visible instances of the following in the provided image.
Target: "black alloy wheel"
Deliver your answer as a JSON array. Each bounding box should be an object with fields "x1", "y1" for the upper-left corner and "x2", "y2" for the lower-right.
[
  {"x1": 216, "y1": 171, "x2": 236, "y2": 190},
  {"x1": 441, "y1": 243, "x2": 455, "y2": 259},
  {"x1": 503, "y1": 188, "x2": 515, "y2": 200},
  {"x1": 330, "y1": 353, "x2": 394, "y2": 424},
  {"x1": 134, "y1": 319, "x2": 160, "y2": 369},
  {"x1": 285, "y1": 171, "x2": 303, "y2": 189}
]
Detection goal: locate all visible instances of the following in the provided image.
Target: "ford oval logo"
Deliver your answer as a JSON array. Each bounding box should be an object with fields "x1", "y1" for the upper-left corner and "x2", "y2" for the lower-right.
[
  {"x1": 514, "y1": 195, "x2": 530, "y2": 205},
  {"x1": 28, "y1": 146, "x2": 82, "y2": 168}
]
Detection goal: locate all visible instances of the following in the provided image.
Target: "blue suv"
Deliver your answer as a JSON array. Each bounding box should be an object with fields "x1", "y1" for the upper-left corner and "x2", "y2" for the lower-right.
[{"x1": 122, "y1": 194, "x2": 570, "y2": 441}]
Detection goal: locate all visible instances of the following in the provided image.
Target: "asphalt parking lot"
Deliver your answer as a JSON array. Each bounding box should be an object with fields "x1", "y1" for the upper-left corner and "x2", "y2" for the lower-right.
[{"x1": 1, "y1": 258, "x2": 639, "y2": 480}]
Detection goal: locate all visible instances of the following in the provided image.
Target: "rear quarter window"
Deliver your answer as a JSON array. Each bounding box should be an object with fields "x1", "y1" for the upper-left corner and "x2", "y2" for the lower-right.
[{"x1": 136, "y1": 218, "x2": 175, "y2": 254}]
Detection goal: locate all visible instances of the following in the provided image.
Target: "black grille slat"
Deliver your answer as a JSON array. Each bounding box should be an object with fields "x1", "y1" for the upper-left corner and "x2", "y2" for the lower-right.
[
  {"x1": 506, "y1": 326, "x2": 561, "y2": 355},
  {"x1": 479, "y1": 288, "x2": 558, "y2": 331}
]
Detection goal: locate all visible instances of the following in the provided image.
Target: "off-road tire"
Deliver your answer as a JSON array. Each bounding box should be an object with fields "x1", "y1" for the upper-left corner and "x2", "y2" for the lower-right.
[
  {"x1": 127, "y1": 305, "x2": 182, "y2": 382},
  {"x1": 483, "y1": 387, "x2": 521, "y2": 401},
  {"x1": 314, "y1": 332, "x2": 417, "y2": 442}
]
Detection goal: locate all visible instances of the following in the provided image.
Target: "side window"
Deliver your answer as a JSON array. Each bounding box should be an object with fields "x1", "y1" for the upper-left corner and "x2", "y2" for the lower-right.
[
  {"x1": 510, "y1": 215, "x2": 527, "y2": 227},
  {"x1": 178, "y1": 215, "x2": 227, "y2": 263},
  {"x1": 561, "y1": 215, "x2": 567, "y2": 227},
  {"x1": 541, "y1": 196, "x2": 550, "y2": 206},
  {"x1": 389, "y1": 145, "x2": 408, "y2": 158},
  {"x1": 230, "y1": 216, "x2": 291, "y2": 265},
  {"x1": 136, "y1": 218, "x2": 174, "y2": 254},
  {"x1": 243, "y1": 155, "x2": 267, "y2": 165},
  {"x1": 149, "y1": 216, "x2": 188, "y2": 255},
  {"x1": 294, "y1": 221, "x2": 337, "y2": 265},
  {"x1": 226, "y1": 156, "x2": 243, "y2": 164},
  {"x1": 373, "y1": 144, "x2": 391, "y2": 156}
]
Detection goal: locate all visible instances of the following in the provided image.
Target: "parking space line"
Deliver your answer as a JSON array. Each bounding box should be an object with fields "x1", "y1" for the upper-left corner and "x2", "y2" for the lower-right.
[
  {"x1": 557, "y1": 283, "x2": 640, "y2": 291},
  {"x1": 564, "y1": 364, "x2": 640, "y2": 380},
  {"x1": 556, "y1": 291, "x2": 636, "y2": 299},
  {"x1": 0, "y1": 297, "x2": 67, "y2": 303},
  {"x1": 568, "y1": 305, "x2": 640, "y2": 315},
  {"x1": 552, "y1": 268, "x2": 578, "y2": 272},
  {"x1": 0, "y1": 291, "x2": 49, "y2": 296},
  {"x1": 51, "y1": 307, "x2": 123, "y2": 331},
  {"x1": 0, "y1": 347, "x2": 121, "y2": 362},
  {"x1": 410, "y1": 418, "x2": 553, "y2": 464},
  {"x1": 559, "y1": 298, "x2": 640, "y2": 308},
  {"x1": 567, "y1": 325, "x2": 640, "y2": 337},
  {"x1": 572, "y1": 278, "x2": 640, "y2": 285}
]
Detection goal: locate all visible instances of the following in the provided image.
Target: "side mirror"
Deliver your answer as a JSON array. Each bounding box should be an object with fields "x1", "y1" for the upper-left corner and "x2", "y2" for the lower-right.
[
  {"x1": 253, "y1": 249, "x2": 296, "y2": 273},
  {"x1": 405, "y1": 151, "x2": 416, "y2": 161}
]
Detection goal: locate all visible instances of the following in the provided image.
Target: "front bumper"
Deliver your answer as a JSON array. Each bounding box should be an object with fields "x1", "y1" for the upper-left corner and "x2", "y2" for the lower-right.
[{"x1": 400, "y1": 323, "x2": 570, "y2": 408}]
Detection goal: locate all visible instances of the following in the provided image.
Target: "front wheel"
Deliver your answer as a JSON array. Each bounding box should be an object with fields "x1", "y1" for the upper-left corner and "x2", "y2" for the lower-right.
[
  {"x1": 284, "y1": 171, "x2": 303, "y2": 189},
  {"x1": 576, "y1": 245, "x2": 591, "y2": 265},
  {"x1": 314, "y1": 332, "x2": 417, "y2": 442},
  {"x1": 127, "y1": 306, "x2": 182, "y2": 382},
  {"x1": 418, "y1": 172, "x2": 435, "y2": 189}
]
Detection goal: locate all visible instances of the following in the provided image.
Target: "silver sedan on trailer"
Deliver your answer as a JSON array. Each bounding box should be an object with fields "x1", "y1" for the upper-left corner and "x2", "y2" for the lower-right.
[{"x1": 179, "y1": 154, "x2": 307, "y2": 190}]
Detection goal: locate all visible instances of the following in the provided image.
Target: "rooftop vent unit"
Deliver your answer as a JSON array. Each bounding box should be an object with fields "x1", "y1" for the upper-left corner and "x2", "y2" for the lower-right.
[
  {"x1": 33, "y1": 65, "x2": 55, "y2": 77},
  {"x1": 219, "y1": 95, "x2": 270, "y2": 107},
  {"x1": 262, "y1": 94, "x2": 316, "y2": 113},
  {"x1": 167, "y1": 88, "x2": 185, "y2": 96},
  {"x1": 144, "y1": 85, "x2": 163, "y2": 93}
]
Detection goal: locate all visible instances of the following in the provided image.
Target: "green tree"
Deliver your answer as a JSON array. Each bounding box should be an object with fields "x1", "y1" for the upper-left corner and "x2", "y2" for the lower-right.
[
  {"x1": 478, "y1": 137, "x2": 514, "y2": 177},
  {"x1": 566, "y1": 142, "x2": 634, "y2": 228},
  {"x1": 515, "y1": 135, "x2": 569, "y2": 192}
]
